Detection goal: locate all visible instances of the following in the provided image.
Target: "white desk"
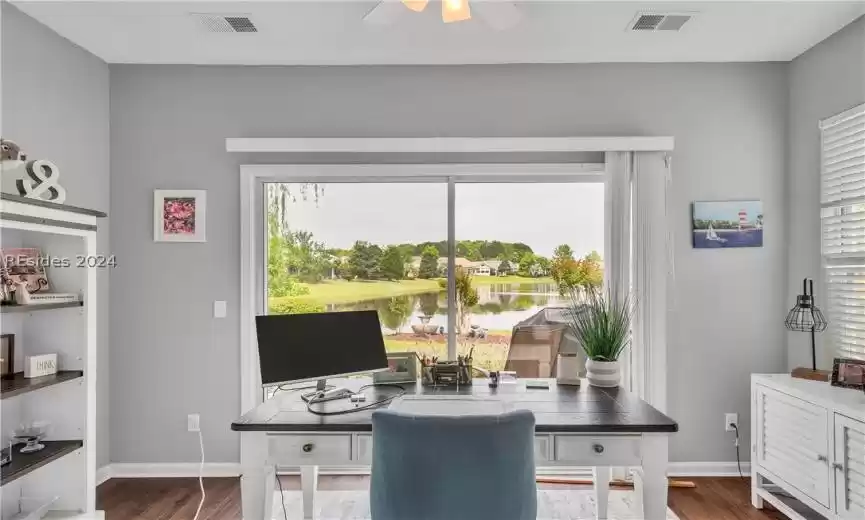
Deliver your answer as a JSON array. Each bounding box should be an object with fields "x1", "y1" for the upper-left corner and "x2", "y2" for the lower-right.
[{"x1": 232, "y1": 379, "x2": 678, "y2": 520}]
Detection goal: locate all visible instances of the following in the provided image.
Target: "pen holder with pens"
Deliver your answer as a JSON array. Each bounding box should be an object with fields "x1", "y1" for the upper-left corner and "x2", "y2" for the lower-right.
[{"x1": 421, "y1": 359, "x2": 473, "y2": 387}]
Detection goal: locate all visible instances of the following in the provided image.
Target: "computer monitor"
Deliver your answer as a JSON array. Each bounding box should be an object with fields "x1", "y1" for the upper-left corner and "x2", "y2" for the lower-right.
[{"x1": 255, "y1": 310, "x2": 389, "y2": 395}]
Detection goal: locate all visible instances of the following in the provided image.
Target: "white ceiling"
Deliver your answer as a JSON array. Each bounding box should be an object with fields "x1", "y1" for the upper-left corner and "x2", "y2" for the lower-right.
[{"x1": 12, "y1": 1, "x2": 865, "y2": 65}]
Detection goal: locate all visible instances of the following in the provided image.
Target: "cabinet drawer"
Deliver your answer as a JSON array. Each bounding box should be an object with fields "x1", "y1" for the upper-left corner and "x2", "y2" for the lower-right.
[
  {"x1": 554, "y1": 435, "x2": 640, "y2": 466},
  {"x1": 269, "y1": 434, "x2": 352, "y2": 465},
  {"x1": 356, "y1": 434, "x2": 553, "y2": 465}
]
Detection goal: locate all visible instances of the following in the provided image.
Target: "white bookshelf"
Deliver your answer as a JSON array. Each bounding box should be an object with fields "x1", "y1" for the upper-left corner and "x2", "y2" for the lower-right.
[{"x1": 0, "y1": 194, "x2": 105, "y2": 520}]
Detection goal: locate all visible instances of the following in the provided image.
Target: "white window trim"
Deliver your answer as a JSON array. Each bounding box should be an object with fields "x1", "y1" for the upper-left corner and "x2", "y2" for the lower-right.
[{"x1": 233, "y1": 136, "x2": 675, "y2": 418}]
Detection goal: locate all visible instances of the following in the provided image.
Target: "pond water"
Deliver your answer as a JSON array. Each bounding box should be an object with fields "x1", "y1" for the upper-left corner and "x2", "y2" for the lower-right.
[{"x1": 329, "y1": 282, "x2": 566, "y2": 333}]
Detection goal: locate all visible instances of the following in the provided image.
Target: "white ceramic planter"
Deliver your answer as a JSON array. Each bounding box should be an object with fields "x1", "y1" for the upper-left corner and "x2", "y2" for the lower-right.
[{"x1": 586, "y1": 359, "x2": 620, "y2": 388}]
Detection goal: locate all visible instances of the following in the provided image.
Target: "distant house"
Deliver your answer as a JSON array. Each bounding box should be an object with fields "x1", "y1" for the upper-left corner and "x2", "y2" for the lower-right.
[
  {"x1": 467, "y1": 260, "x2": 504, "y2": 276},
  {"x1": 409, "y1": 256, "x2": 472, "y2": 277}
]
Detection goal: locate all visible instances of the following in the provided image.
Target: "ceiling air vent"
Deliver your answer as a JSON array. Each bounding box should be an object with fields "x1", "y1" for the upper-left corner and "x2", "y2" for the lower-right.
[
  {"x1": 628, "y1": 13, "x2": 692, "y2": 32},
  {"x1": 192, "y1": 14, "x2": 258, "y2": 33}
]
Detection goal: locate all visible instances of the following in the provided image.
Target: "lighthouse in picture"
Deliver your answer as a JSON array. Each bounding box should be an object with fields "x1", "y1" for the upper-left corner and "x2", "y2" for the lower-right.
[{"x1": 738, "y1": 209, "x2": 754, "y2": 231}]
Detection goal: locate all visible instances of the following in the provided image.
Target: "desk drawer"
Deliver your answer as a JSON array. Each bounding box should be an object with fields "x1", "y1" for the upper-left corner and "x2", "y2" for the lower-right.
[
  {"x1": 355, "y1": 434, "x2": 552, "y2": 464},
  {"x1": 534, "y1": 435, "x2": 552, "y2": 462},
  {"x1": 269, "y1": 434, "x2": 352, "y2": 465},
  {"x1": 554, "y1": 435, "x2": 640, "y2": 466}
]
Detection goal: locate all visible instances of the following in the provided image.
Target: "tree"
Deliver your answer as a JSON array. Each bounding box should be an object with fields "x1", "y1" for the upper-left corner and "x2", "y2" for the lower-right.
[
  {"x1": 518, "y1": 252, "x2": 536, "y2": 277},
  {"x1": 336, "y1": 260, "x2": 354, "y2": 281},
  {"x1": 380, "y1": 246, "x2": 407, "y2": 281},
  {"x1": 498, "y1": 259, "x2": 513, "y2": 276},
  {"x1": 463, "y1": 242, "x2": 483, "y2": 261},
  {"x1": 455, "y1": 267, "x2": 479, "y2": 334},
  {"x1": 553, "y1": 244, "x2": 575, "y2": 261},
  {"x1": 535, "y1": 256, "x2": 551, "y2": 276},
  {"x1": 348, "y1": 241, "x2": 382, "y2": 280},
  {"x1": 418, "y1": 245, "x2": 439, "y2": 279},
  {"x1": 581, "y1": 252, "x2": 603, "y2": 289}
]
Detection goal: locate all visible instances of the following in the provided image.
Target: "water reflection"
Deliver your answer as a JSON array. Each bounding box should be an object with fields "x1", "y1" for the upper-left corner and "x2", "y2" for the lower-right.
[{"x1": 331, "y1": 283, "x2": 565, "y2": 333}]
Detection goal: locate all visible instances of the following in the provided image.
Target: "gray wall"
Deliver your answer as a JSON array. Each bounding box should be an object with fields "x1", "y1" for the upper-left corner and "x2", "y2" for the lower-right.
[
  {"x1": 109, "y1": 62, "x2": 789, "y2": 464},
  {"x1": 1, "y1": 3, "x2": 111, "y2": 467},
  {"x1": 787, "y1": 16, "x2": 865, "y2": 371}
]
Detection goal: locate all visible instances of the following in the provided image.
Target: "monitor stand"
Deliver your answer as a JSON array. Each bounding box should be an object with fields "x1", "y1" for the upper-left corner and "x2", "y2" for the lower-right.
[{"x1": 301, "y1": 379, "x2": 353, "y2": 403}]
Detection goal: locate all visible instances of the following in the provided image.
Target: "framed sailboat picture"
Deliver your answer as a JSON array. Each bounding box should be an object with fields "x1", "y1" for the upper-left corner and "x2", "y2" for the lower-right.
[{"x1": 692, "y1": 200, "x2": 763, "y2": 248}]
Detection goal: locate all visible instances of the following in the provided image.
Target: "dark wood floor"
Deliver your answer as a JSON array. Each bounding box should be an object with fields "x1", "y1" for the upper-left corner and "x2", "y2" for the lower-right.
[{"x1": 97, "y1": 476, "x2": 787, "y2": 520}]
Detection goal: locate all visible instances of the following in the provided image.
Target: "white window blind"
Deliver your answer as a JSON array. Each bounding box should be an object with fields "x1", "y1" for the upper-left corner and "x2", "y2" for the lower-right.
[{"x1": 821, "y1": 103, "x2": 865, "y2": 361}]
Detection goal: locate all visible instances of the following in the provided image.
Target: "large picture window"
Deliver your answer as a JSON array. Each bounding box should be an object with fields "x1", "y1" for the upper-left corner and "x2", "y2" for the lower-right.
[{"x1": 263, "y1": 178, "x2": 603, "y2": 381}]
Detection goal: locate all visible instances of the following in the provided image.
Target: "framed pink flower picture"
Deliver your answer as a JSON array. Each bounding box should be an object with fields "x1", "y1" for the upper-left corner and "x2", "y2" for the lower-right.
[{"x1": 154, "y1": 190, "x2": 206, "y2": 242}]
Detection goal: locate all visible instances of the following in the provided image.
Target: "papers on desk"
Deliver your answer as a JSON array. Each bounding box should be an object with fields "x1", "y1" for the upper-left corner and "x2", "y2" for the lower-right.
[{"x1": 389, "y1": 397, "x2": 507, "y2": 416}]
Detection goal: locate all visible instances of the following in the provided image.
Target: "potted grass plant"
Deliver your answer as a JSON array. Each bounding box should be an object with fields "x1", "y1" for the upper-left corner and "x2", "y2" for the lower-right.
[{"x1": 565, "y1": 288, "x2": 635, "y2": 387}]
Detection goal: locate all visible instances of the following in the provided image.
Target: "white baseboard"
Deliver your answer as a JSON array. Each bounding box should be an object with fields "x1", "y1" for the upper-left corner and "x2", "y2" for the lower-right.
[
  {"x1": 96, "y1": 465, "x2": 112, "y2": 486},
  {"x1": 97, "y1": 461, "x2": 749, "y2": 482},
  {"x1": 667, "y1": 461, "x2": 751, "y2": 477},
  {"x1": 100, "y1": 463, "x2": 241, "y2": 480}
]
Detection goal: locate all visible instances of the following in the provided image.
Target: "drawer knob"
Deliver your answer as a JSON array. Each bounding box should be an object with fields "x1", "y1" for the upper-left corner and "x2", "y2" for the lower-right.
[
  {"x1": 592, "y1": 443, "x2": 605, "y2": 455},
  {"x1": 817, "y1": 454, "x2": 828, "y2": 462},
  {"x1": 302, "y1": 443, "x2": 314, "y2": 453},
  {"x1": 833, "y1": 462, "x2": 844, "y2": 471}
]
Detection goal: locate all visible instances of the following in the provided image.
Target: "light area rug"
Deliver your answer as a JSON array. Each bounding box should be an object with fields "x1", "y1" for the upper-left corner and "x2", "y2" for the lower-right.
[{"x1": 270, "y1": 490, "x2": 681, "y2": 519}]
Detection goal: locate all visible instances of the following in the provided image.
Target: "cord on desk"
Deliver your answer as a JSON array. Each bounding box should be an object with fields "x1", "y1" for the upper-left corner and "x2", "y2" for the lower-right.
[
  {"x1": 305, "y1": 383, "x2": 407, "y2": 416},
  {"x1": 275, "y1": 468, "x2": 288, "y2": 520}
]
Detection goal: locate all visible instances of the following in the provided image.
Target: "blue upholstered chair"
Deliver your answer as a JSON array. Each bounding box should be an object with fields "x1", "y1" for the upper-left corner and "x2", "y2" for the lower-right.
[{"x1": 370, "y1": 408, "x2": 537, "y2": 520}]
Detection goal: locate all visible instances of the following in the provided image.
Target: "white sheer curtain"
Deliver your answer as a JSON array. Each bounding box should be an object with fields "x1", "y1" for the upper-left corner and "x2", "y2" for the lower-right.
[
  {"x1": 603, "y1": 152, "x2": 633, "y2": 392},
  {"x1": 631, "y1": 152, "x2": 672, "y2": 413},
  {"x1": 604, "y1": 151, "x2": 672, "y2": 484}
]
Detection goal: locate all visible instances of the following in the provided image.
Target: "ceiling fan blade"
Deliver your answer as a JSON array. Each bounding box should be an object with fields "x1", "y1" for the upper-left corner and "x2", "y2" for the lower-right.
[
  {"x1": 363, "y1": 1, "x2": 408, "y2": 25},
  {"x1": 473, "y1": 2, "x2": 522, "y2": 30}
]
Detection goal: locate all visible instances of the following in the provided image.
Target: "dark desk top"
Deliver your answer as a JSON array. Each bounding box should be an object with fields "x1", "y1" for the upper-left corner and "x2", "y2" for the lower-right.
[{"x1": 232, "y1": 378, "x2": 678, "y2": 434}]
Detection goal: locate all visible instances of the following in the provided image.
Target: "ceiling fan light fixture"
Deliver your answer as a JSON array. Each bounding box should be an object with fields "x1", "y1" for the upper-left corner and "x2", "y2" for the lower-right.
[
  {"x1": 442, "y1": 0, "x2": 471, "y2": 23},
  {"x1": 402, "y1": 0, "x2": 429, "y2": 13}
]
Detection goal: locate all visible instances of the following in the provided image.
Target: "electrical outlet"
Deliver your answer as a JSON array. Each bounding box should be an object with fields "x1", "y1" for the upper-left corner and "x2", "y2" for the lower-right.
[
  {"x1": 725, "y1": 413, "x2": 738, "y2": 432},
  {"x1": 188, "y1": 413, "x2": 200, "y2": 432}
]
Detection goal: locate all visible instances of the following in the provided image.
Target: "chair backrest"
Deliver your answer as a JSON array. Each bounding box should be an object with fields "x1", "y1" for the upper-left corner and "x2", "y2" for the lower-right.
[
  {"x1": 505, "y1": 325, "x2": 566, "y2": 378},
  {"x1": 370, "y1": 409, "x2": 537, "y2": 520}
]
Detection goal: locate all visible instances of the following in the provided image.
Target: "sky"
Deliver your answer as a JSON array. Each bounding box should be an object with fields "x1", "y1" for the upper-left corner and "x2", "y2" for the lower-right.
[
  {"x1": 274, "y1": 182, "x2": 604, "y2": 258},
  {"x1": 693, "y1": 200, "x2": 763, "y2": 223}
]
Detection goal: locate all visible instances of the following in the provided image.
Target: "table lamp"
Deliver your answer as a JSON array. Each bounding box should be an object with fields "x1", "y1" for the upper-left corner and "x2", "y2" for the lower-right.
[{"x1": 785, "y1": 278, "x2": 829, "y2": 381}]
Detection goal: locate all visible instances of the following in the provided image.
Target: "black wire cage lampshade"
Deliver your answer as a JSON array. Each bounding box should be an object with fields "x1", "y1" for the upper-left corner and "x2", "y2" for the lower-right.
[{"x1": 785, "y1": 278, "x2": 828, "y2": 371}]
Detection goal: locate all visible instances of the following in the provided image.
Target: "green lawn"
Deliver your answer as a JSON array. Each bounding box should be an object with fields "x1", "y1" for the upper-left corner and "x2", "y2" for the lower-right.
[{"x1": 274, "y1": 279, "x2": 440, "y2": 307}]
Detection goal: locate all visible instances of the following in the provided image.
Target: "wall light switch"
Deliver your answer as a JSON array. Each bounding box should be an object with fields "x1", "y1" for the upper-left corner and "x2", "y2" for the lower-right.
[{"x1": 214, "y1": 300, "x2": 227, "y2": 318}]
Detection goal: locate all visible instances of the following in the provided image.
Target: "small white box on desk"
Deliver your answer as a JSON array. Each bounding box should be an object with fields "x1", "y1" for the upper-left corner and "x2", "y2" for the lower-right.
[{"x1": 24, "y1": 354, "x2": 58, "y2": 378}]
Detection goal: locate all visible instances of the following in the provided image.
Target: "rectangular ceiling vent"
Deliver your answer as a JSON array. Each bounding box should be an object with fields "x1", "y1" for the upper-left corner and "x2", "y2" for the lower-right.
[
  {"x1": 192, "y1": 14, "x2": 258, "y2": 33},
  {"x1": 628, "y1": 12, "x2": 692, "y2": 32}
]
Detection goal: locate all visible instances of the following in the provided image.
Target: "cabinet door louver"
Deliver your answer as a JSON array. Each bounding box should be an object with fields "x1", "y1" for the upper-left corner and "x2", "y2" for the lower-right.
[
  {"x1": 835, "y1": 414, "x2": 865, "y2": 519},
  {"x1": 822, "y1": 103, "x2": 865, "y2": 361},
  {"x1": 755, "y1": 386, "x2": 831, "y2": 507}
]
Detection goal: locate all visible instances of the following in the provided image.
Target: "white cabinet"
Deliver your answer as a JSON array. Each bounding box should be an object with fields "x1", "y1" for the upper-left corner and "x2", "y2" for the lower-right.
[{"x1": 752, "y1": 375, "x2": 865, "y2": 520}]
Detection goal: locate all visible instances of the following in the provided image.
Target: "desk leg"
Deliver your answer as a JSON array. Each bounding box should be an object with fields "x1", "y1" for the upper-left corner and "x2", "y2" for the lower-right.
[
  {"x1": 301, "y1": 465, "x2": 319, "y2": 520},
  {"x1": 593, "y1": 466, "x2": 610, "y2": 520},
  {"x1": 240, "y1": 432, "x2": 274, "y2": 520},
  {"x1": 640, "y1": 434, "x2": 669, "y2": 520}
]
